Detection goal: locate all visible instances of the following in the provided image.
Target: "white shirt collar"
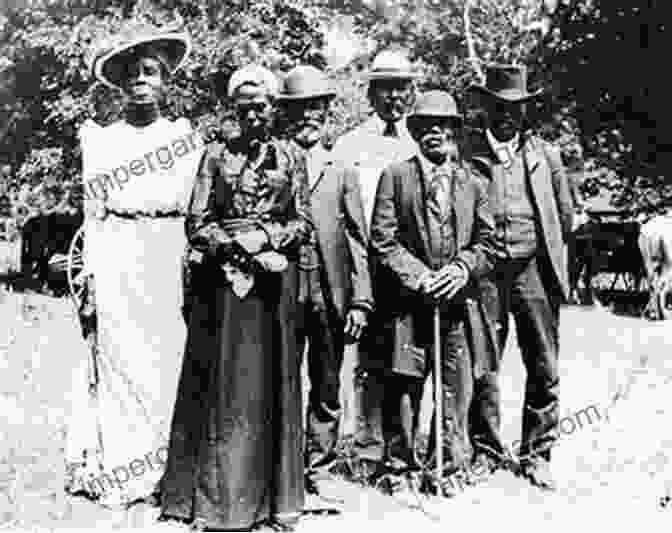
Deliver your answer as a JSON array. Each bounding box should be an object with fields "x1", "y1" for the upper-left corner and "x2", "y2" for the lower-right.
[{"x1": 486, "y1": 129, "x2": 520, "y2": 165}]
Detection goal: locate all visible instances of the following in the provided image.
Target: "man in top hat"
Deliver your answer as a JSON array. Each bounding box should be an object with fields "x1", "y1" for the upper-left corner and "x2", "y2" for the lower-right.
[
  {"x1": 332, "y1": 48, "x2": 420, "y2": 459},
  {"x1": 468, "y1": 64, "x2": 574, "y2": 490},
  {"x1": 277, "y1": 65, "x2": 374, "y2": 491},
  {"x1": 368, "y1": 90, "x2": 500, "y2": 485}
]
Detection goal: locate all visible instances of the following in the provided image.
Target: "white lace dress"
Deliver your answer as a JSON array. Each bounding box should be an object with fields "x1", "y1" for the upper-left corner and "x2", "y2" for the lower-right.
[{"x1": 64, "y1": 117, "x2": 203, "y2": 506}]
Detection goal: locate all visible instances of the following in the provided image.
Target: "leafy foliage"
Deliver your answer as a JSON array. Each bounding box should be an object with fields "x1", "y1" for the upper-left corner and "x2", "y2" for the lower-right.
[{"x1": 0, "y1": 0, "x2": 667, "y2": 220}]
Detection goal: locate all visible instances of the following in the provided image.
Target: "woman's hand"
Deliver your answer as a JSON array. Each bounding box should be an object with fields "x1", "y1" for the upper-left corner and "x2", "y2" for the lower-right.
[
  {"x1": 233, "y1": 229, "x2": 269, "y2": 255},
  {"x1": 253, "y1": 251, "x2": 288, "y2": 273}
]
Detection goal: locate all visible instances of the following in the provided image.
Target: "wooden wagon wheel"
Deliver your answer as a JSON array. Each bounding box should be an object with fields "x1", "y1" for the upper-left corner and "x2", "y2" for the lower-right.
[{"x1": 67, "y1": 224, "x2": 88, "y2": 308}]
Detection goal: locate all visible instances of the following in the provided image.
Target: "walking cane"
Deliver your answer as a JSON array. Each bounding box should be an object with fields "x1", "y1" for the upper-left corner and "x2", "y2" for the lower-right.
[{"x1": 433, "y1": 304, "x2": 443, "y2": 486}]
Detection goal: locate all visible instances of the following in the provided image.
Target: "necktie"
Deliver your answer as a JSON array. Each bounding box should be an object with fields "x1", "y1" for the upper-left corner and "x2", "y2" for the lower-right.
[
  {"x1": 496, "y1": 145, "x2": 514, "y2": 169},
  {"x1": 428, "y1": 167, "x2": 450, "y2": 220},
  {"x1": 382, "y1": 121, "x2": 399, "y2": 138}
]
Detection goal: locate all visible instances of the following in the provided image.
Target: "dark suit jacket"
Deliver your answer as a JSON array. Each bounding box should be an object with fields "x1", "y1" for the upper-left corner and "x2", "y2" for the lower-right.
[
  {"x1": 471, "y1": 133, "x2": 574, "y2": 301},
  {"x1": 309, "y1": 148, "x2": 374, "y2": 318},
  {"x1": 366, "y1": 155, "x2": 502, "y2": 377}
]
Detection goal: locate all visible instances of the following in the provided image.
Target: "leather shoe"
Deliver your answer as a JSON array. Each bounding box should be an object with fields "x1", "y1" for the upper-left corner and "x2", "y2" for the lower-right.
[{"x1": 521, "y1": 459, "x2": 556, "y2": 491}]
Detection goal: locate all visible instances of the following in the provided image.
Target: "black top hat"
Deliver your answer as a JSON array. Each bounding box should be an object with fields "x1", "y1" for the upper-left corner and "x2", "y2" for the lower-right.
[{"x1": 468, "y1": 64, "x2": 542, "y2": 103}]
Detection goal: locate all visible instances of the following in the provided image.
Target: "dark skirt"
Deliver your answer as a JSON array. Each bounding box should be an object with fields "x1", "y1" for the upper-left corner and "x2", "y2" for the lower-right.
[{"x1": 161, "y1": 261, "x2": 304, "y2": 530}]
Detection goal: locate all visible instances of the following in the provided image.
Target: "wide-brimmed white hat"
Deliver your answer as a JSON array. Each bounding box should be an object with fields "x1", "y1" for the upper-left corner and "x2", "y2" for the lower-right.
[
  {"x1": 366, "y1": 49, "x2": 421, "y2": 82},
  {"x1": 91, "y1": 22, "x2": 191, "y2": 90}
]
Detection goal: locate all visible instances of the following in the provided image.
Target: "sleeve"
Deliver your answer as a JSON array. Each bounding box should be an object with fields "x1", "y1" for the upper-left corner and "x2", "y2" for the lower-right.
[
  {"x1": 184, "y1": 147, "x2": 234, "y2": 258},
  {"x1": 369, "y1": 166, "x2": 433, "y2": 292},
  {"x1": 79, "y1": 121, "x2": 105, "y2": 222},
  {"x1": 341, "y1": 166, "x2": 374, "y2": 313},
  {"x1": 259, "y1": 143, "x2": 314, "y2": 253},
  {"x1": 454, "y1": 168, "x2": 504, "y2": 279},
  {"x1": 543, "y1": 140, "x2": 574, "y2": 242}
]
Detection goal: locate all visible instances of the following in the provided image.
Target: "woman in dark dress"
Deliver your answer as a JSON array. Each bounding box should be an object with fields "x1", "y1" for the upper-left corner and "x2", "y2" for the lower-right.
[{"x1": 160, "y1": 65, "x2": 312, "y2": 531}]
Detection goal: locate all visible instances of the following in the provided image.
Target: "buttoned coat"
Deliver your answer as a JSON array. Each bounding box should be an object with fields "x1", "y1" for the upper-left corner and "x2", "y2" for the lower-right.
[
  {"x1": 366, "y1": 155, "x2": 502, "y2": 377},
  {"x1": 471, "y1": 133, "x2": 573, "y2": 301},
  {"x1": 308, "y1": 149, "x2": 374, "y2": 317}
]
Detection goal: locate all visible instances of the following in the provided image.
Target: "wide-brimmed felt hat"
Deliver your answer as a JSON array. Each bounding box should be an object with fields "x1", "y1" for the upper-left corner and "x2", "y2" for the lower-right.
[
  {"x1": 277, "y1": 65, "x2": 336, "y2": 102},
  {"x1": 366, "y1": 49, "x2": 421, "y2": 82},
  {"x1": 228, "y1": 64, "x2": 279, "y2": 99},
  {"x1": 91, "y1": 22, "x2": 191, "y2": 90},
  {"x1": 468, "y1": 64, "x2": 542, "y2": 103},
  {"x1": 406, "y1": 90, "x2": 462, "y2": 129}
]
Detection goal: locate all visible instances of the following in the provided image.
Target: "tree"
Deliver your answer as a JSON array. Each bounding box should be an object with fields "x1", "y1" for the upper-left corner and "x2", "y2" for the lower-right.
[
  {"x1": 0, "y1": 0, "x2": 328, "y2": 219},
  {"x1": 541, "y1": 0, "x2": 668, "y2": 209}
]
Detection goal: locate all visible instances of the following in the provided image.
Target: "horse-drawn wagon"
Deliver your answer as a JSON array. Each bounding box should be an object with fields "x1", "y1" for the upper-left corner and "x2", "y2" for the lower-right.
[{"x1": 570, "y1": 206, "x2": 649, "y2": 312}]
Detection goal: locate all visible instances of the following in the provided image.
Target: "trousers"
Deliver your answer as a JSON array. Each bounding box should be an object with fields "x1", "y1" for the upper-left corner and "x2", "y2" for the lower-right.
[
  {"x1": 382, "y1": 319, "x2": 473, "y2": 471},
  {"x1": 474, "y1": 255, "x2": 560, "y2": 463},
  {"x1": 296, "y1": 301, "x2": 345, "y2": 471}
]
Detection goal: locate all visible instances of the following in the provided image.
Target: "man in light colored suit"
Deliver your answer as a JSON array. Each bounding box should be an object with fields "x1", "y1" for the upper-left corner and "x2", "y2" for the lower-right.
[
  {"x1": 277, "y1": 66, "x2": 374, "y2": 492},
  {"x1": 332, "y1": 49, "x2": 420, "y2": 458}
]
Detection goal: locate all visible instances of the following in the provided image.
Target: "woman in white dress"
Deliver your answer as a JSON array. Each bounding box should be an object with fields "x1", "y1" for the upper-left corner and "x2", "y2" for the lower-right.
[{"x1": 64, "y1": 24, "x2": 203, "y2": 508}]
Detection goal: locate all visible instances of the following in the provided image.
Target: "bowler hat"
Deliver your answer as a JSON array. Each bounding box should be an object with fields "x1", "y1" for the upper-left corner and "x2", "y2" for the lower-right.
[
  {"x1": 366, "y1": 49, "x2": 421, "y2": 81},
  {"x1": 406, "y1": 90, "x2": 462, "y2": 123},
  {"x1": 277, "y1": 65, "x2": 336, "y2": 102},
  {"x1": 91, "y1": 22, "x2": 191, "y2": 90},
  {"x1": 469, "y1": 64, "x2": 542, "y2": 103}
]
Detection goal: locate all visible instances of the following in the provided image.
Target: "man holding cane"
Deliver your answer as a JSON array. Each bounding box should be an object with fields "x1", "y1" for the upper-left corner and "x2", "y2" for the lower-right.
[{"x1": 367, "y1": 91, "x2": 501, "y2": 492}]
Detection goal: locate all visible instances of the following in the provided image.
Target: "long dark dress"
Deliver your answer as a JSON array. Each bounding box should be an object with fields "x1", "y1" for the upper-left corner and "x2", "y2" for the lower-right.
[{"x1": 161, "y1": 137, "x2": 312, "y2": 530}]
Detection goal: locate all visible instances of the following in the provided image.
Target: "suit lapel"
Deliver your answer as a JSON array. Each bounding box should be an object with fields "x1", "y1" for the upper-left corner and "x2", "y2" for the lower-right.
[
  {"x1": 310, "y1": 164, "x2": 329, "y2": 193},
  {"x1": 522, "y1": 139, "x2": 544, "y2": 206},
  {"x1": 309, "y1": 148, "x2": 333, "y2": 193},
  {"x1": 409, "y1": 157, "x2": 433, "y2": 257},
  {"x1": 451, "y1": 166, "x2": 470, "y2": 245}
]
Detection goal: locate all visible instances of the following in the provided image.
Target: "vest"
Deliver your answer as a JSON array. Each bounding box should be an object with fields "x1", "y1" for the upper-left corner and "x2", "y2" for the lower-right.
[
  {"x1": 424, "y1": 175, "x2": 456, "y2": 269},
  {"x1": 493, "y1": 151, "x2": 538, "y2": 259}
]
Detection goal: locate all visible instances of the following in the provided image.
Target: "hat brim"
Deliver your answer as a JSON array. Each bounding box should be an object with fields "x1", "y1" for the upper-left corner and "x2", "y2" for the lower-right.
[
  {"x1": 407, "y1": 113, "x2": 463, "y2": 122},
  {"x1": 468, "y1": 84, "x2": 543, "y2": 103},
  {"x1": 367, "y1": 71, "x2": 421, "y2": 81},
  {"x1": 276, "y1": 91, "x2": 336, "y2": 102},
  {"x1": 94, "y1": 33, "x2": 191, "y2": 90}
]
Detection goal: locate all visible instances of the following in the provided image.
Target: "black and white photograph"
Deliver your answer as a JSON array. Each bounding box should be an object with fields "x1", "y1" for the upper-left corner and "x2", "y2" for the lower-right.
[{"x1": 0, "y1": 0, "x2": 668, "y2": 530}]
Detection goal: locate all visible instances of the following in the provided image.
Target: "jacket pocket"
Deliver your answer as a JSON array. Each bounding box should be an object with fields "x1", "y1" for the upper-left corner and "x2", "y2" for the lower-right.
[{"x1": 391, "y1": 316, "x2": 426, "y2": 378}]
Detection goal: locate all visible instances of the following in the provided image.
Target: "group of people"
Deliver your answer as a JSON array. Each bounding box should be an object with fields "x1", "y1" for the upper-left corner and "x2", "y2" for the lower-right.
[{"x1": 64, "y1": 21, "x2": 576, "y2": 532}]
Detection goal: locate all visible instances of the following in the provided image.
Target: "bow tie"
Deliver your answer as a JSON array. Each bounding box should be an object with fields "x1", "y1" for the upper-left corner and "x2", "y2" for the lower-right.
[{"x1": 382, "y1": 121, "x2": 399, "y2": 138}]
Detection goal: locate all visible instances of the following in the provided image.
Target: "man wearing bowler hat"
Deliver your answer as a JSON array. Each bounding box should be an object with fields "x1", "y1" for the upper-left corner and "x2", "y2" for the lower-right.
[
  {"x1": 332, "y1": 49, "x2": 420, "y2": 459},
  {"x1": 277, "y1": 65, "x2": 374, "y2": 493},
  {"x1": 368, "y1": 90, "x2": 500, "y2": 487},
  {"x1": 468, "y1": 64, "x2": 574, "y2": 490}
]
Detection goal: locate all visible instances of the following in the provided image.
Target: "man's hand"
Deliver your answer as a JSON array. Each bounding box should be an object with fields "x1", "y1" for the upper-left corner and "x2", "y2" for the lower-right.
[
  {"x1": 417, "y1": 270, "x2": 437, "y2": 295},
  {"x1": 572, "y1": 211, "x2": 589, "y2": 232},
  {"x1": 425, "y1": 262, "x2": 469, "y2": 301},
  {"x1": 344, "y1": 308, "x2": 368, "y2": 341}
]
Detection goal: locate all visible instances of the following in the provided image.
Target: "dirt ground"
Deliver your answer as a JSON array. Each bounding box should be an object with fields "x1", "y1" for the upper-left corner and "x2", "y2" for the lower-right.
[{"x1": 0, "y1": 287, "x2": 671, "y2": 532}]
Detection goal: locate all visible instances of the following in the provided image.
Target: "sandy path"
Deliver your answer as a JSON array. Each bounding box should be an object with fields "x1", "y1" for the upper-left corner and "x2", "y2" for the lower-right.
[{"x1": 0, "y1": 290, "x2": 670, "y2": 531}]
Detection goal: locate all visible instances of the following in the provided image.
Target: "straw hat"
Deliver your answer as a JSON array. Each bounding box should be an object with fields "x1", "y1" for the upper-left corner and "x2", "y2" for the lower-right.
[
  {"x1": 227, "y1": 65, "x2": 279, "y2": 99},
  {"x1": 91, "y1": 22, "x2": 190, "y2": 90}
]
